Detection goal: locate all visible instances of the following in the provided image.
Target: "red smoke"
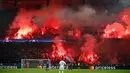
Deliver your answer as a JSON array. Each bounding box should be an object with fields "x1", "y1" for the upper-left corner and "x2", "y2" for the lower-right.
[
  {"x1": 44, "y1": 17, "x2": 60, "y2": 29},
  {"x1": 5, "y1": 7, "x2": 130, "y2": 64},
  {"x1": 6, "y1": 17, "x2": 60, "y2": 39},
  {"x1": 6, "y1": 18, "x2": 38, "y2": 39},
  {"x1": 87, "y1": 52, "x2": 98, "y2": 64},
  {"x1": 103, "y1": 8, "x2": 130, "y2": 39},
  {"x1": 5, "y1": 8, "x2": 61, "y2": 39},
  {"x1": 103, "y1": 22, "x2": 129, "y2": 39},
  {"x1": 52, "y1": 36, "x2": 66, "y2": 59},
  {"x1": 14, "y1": 19, "x2": 37, "y2": 39},
  {"x1": 78, "y1": 52, "x2": 98, "y2": 64},
  {"x1": 74, "y1": 29, "x2": 81, "y2": 38},
  {"x1": 78, "y1": 34, "x2": 98, "y2": 64}
]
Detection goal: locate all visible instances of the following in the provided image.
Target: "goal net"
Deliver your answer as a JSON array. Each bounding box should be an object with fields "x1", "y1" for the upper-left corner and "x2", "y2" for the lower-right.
[{"x1": 21, "y1": 59, "x2": 51, "y2": 68}]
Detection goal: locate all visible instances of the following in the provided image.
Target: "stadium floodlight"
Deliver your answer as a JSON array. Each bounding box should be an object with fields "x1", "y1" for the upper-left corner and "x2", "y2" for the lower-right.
[{"x1": 21, "y1": 59, "x2": 51, "y2": 69}]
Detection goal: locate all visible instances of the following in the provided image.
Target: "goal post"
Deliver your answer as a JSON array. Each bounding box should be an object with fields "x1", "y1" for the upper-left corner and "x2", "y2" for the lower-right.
[{"x1": 21, "y1": 59, "x2": 51, "y2": 69}]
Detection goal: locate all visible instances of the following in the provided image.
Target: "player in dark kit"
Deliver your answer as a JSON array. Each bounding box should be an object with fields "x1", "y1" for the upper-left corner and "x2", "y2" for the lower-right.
[
  {"x1": 68, "y1": 62, "x2": 73, "y2": 70},
  {"x1": 46, "y1": 60, "x2": 49, "y2": 71}
]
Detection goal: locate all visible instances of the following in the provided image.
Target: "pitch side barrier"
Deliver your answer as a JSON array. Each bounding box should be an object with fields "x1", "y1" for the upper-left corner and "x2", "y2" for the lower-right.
[
  {"x1": 0, "y1": 63, "x2": 21, "y2": 69},
  {"x1": 0, "y1": 63, "x2": 130, "y2": 69},
  {"x1": 79, "y1": 64, "x2": 130, "y2": 70},
  {"x1": 0, "y1": 66, "x2": 17, "y2": 69}
]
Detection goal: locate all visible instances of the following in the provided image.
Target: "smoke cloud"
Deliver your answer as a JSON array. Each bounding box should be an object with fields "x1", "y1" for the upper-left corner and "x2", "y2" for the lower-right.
[{"x1": 7, "y1": 4, "x2": 128, "y2": 64}]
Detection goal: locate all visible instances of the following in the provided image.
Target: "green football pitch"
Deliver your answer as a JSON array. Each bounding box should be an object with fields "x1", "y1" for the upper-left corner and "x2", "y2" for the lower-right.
[{"x1": 0, "y1": 69, "x2": 130, "y2": 73}]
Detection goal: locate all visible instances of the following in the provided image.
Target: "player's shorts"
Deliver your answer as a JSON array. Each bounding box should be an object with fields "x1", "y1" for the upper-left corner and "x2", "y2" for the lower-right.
[
  {"x1": 59, "y1": 66, "x2": 64, "y2": 70},
  {"x1": 46, "y1": 65, "x2": 49, "y2": 68}
]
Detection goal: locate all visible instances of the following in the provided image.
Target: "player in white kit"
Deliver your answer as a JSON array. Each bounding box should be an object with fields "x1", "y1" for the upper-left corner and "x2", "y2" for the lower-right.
[{"x1": 59, "y1": 60, "x2": 66, "y2": 73}]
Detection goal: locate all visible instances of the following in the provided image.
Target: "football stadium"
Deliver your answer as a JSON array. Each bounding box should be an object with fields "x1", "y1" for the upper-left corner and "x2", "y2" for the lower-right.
[{"x1": 0, "y1": 0, "x2": 130, "y2": 73}]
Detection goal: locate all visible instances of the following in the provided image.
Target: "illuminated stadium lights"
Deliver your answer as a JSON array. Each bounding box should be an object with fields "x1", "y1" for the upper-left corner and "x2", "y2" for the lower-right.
[{"x1": 0, "y1": 39, "x2": 65, "y2": 43}]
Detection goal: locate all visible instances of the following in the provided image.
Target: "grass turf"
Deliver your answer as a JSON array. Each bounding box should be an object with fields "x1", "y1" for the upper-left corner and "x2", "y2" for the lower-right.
[{"x1": 0, "y1": 69, "x2": 130, "y2": 73}]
